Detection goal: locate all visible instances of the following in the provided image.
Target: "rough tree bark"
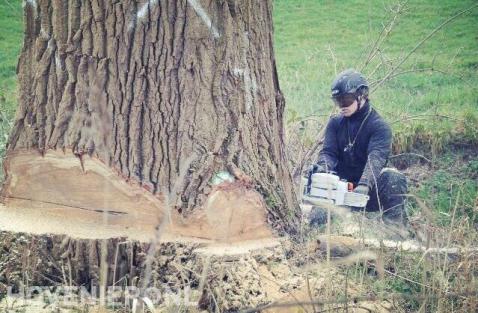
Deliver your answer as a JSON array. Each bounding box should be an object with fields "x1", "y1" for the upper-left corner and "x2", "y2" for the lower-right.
[{"x1": 1, "y1": 0, "x2": 299, "y2": 234}]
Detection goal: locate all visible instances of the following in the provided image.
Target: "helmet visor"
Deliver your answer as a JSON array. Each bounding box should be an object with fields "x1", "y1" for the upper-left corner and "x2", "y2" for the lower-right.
[{"x1": 332, "y1": 94, "x2": 356, "y2": 108}]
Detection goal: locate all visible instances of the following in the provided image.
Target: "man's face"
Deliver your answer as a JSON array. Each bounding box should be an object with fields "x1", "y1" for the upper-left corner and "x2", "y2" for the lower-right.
[
  {"x1": 340, "y1": 100, "x2": 358, "y2": 117},
  {"x1": 332, "y1": 93, "x2": 359, "y2": 117}
]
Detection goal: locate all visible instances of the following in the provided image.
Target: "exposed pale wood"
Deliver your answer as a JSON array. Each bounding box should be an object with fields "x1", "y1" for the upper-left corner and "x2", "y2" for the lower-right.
[{"x1": 0, "y1": 150, "x2": 273, "y2": 243}]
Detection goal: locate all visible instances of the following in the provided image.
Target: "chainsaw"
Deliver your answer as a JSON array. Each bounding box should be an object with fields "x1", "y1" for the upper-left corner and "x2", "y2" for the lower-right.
[{"x1": 302, "y1": 173, "x2": 369, "y2": 207}]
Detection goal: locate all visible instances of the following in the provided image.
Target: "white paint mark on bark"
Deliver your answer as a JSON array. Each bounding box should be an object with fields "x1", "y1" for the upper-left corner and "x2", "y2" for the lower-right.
[
  {"x1": 233, "y1": 66, "x2": 254, "y2": 114},
  {"x1": 137, "y1": 0, "x2": 159, "y2": 19},
  {"x1": 24, "y1": 0, "x2": 37, "y2": 18},
  {"x1": 233, "y1": 68, "x2": 244, "y2": 76},
  {"x1": 187, "y1": 0, "x2": 220, "y2": 38},
  {"x1": 243, "y1": 68, "x2": 253, "y2": 113},
  {"x1": 46, "y1": 38, "x2": 54, "y2": 51},
  {"x1": 39, "y1": 27, "x2": 49, "y2": 40},
  {"x1": 24, "y1": 0, "x2": 37, "y2": 9},
  {"x1": 128, "y1": 0, "x2": 159, "y2": 30},
  {"x1": 55, "y1": 55, "x2": 62, "y2": 70}
]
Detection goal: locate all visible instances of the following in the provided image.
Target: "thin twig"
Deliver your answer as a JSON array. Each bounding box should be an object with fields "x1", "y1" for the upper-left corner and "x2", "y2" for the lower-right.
[
  {"x1": 390, "y1": 113, "x2": 457, "y2": 125},
  {"x1": 389, "y1": 153, "x2": 432, "y2": 163},
  {"x1": 369, "y1": 67, "x2": 474, "y2": 89},
  {"x1": 292, "y1": 112, "x2": 331, "y2": 180},
  {"x1": 305, "y1": 273, "x2": 316, "y2": 313},
  {"x1": 360, "y1": 1, "x2": 406, "y2": 72}
]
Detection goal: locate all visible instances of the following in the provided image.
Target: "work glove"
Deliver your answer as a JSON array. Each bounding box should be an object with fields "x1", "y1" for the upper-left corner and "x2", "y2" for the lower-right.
[
  {"x1": 354, "y1": 184, "x2": 370, "y2": 195},
  {"x1": 306, "y1": 164, "x2": 327, "y2": 194},
  {"x1": 308, "y1": 164, "x2": 326, "y2": 175}
]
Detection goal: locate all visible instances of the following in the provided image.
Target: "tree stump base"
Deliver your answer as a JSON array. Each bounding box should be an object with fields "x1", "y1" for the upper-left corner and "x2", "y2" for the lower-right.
[{"x1": 0, "y1": 230, "x2": 283, "y2": 312}]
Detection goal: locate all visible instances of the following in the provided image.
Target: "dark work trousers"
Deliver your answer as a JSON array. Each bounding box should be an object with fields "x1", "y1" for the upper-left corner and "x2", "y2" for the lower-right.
[{"x1": 365, "y1": 168, "x2": 408, "y2": 223}]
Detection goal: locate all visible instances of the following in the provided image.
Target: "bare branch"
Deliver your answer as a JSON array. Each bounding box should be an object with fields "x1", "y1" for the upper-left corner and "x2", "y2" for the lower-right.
[
  {"x1": 360, "y1": 1, "x2": 407, "y2": 72},
  {"x1": 389, "y1": 153, "x2": 432, "y2": 163},
  {"x1": 371, "y1": 3, "x2": 478, "y2": 93}
]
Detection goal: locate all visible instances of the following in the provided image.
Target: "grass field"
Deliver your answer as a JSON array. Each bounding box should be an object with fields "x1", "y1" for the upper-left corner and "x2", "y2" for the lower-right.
[{"x1": 0, "y1": 0, "x2": 22, "y2": 167}]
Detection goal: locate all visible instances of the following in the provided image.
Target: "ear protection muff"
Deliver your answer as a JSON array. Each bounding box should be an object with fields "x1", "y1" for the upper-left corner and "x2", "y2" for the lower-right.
[{"x1": 356, "y1": 86, "x2": 369, "y2": 110}]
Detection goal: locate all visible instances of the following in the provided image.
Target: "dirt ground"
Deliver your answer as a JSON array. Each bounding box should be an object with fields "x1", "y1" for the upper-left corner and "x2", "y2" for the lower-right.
[
  {"x1": 0, "y1": 234, "x2": 395, "y2": 313},
  {"x1": 0, "y1": 196, "x2": 428, "y2": 313}
]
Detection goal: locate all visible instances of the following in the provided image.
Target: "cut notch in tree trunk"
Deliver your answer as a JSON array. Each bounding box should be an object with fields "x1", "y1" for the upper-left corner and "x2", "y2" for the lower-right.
[{"x1": 0, "y1": 150, "x2": 274, "y2": 243}]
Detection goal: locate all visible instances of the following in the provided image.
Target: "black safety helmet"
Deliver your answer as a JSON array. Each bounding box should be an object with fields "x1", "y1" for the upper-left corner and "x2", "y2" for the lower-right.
[{"x1": 331, "y1": 69, "x2": 369, "y2": 99}]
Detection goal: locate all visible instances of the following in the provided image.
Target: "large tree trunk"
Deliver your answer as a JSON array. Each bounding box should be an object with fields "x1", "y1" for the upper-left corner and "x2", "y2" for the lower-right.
[{"x1": 1, "y1": 0, "x2": 300, "y2": 237}]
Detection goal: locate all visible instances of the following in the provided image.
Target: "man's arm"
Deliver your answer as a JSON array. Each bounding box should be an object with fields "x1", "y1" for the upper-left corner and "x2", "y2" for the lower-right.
[
  {"x1": 317, "y1": 118, "x2": 339, "y2": 172},
  {"x1": 358, "y1": 120, "x2": 392, "y2": 188}
]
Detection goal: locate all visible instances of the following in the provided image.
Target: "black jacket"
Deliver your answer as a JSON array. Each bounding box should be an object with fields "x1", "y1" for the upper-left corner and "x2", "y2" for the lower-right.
[{"x1": 317, "y1": 102, "x2": 392, "y2": 187}]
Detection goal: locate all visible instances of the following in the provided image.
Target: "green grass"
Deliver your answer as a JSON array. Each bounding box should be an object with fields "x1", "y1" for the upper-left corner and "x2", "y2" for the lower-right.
[
  {"x1": 413, "y1": 149, "x2": 478, "y2": 225},
  {"x1": 0, "y1": 0, "x2": 22, "y2": 179},
  {"x1": 274, "y1": 0, "x2": 478, "y2": 152}
]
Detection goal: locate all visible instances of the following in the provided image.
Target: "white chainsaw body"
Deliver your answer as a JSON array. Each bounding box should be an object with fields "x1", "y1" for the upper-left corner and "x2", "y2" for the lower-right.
[{"x1": 303, "y1": 173, "x2": 369, "y2": 207}]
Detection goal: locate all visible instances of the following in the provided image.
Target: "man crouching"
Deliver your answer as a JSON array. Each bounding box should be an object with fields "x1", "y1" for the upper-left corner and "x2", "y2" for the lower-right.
[{"x1": 310, "y1": 69, "x2": 408, "y2": 227}]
